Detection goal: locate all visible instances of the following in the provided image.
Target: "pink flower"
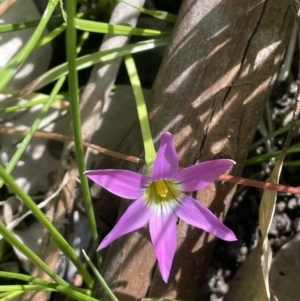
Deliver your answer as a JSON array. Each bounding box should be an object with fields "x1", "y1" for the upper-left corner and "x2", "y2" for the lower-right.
[{"x1": 85, "y1": 132, "x2": 236, "y2": 282}]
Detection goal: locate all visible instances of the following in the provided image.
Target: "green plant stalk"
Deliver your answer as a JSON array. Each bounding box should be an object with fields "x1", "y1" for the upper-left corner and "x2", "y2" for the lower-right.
[
  {"x1": 283, "y1": 159, "x2": 300, "y2": 166},
  {"x1": 82, "y1": 250, "x2": 118, "y2": 301},
  {"x1": 0, "y1": 286, "x2": 100, "y2": 301},
  {"x1": 118, "y1": 0, "x2": 177, "y2": 23},
  {"x1": 124, "y1": 54, "x2": 156, "y2": 169},
  {"x1": 34, "y1": 12, "x2": 85, "y2": 50},
  {"x1": 73, "y1": 18, "x2": 169, "y2": 36},
  {"x1": 0, "y1": 222, "x2": 68, "y2": 286},
  {"x1": 251, "y1": 119, "x2": 300, "y2": 150},
  {"x1": 76, "y1": 31, "x2": 90, "y2": 53},
  {"x1": 65, "y1": 0, "x2": 99, "y2": 253},
  {"x1": 0, "y1": 271, "x2": 91, "y2": 295},
  {"x1": 0, "y1": 94, "x2": 67, "y2": 113},
  {"x1": 34, "y1": 23, "x2": 67, "y2": 49},
  {"x1": 0, "y1": 285, "x2": 55, "y2": 292},
  {"x1": 0, "y1": 0, "x2": 60, "y2": 90},
  {"x1": 0, "y1": 98, "x2": 49, "y2": 113},
  {"x1": 0, "y1": 272, "x2": 97, "y2": 301},
  {"x1": 0, "y1": 16, "x2": 63, "y2": 33},
  {"x1": 246, "y1": 145, "x2": 300, "y2": 165},
  {"x1": 0, "y1": 76, "x2": 65, "y2": 188},
  {"x1": 0, "y1": 166, "x2": 94, "y2": 288},
  {"x1": 0, "y1": 291, "x2": 23, "y2": 301},
  {"x1": 21, "y1": 38, "x2": 168, "y2": 94}
]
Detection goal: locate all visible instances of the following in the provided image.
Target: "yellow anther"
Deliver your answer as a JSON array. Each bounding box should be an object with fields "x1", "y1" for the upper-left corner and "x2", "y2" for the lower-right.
[{"x1": 154, "y1": 180, "x2": 168, "y2": 198}]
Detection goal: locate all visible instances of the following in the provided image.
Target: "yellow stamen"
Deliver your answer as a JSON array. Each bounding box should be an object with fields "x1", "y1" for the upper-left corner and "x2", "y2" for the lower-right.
[
  {"x1": 154, "y1": 180, "x2": 168, "y2": 197},
  {"x1": 144, "y1": 179, "x2": 182, "y2": 209}
]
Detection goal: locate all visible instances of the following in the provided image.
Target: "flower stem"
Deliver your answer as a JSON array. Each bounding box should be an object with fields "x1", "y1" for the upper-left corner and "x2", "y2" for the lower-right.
[
  {"x1": 0, "y1": 165, "x2": 94, "y2": 288},
  {"x1": 65, "y1": 0, "x2": 99, "y2": 257},
  {"x1": 82, "y1": 250, "x2": 119, "y2": 301},
  {"x1": 124, "y1": 54, "x2": 156, "y2": 168},
  {"x1": 0, "y1": 222, "x2": 69, "y2": 287}
]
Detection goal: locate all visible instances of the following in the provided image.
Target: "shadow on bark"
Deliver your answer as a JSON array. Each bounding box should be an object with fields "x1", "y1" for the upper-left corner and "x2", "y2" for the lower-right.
[{"x1": 94, "y1": 0, "x2": 294, "y2": 300}]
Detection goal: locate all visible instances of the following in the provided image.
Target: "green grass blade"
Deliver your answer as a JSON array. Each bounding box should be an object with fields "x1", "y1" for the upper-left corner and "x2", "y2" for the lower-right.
[
  {"x1": 246, "y1": 144, "x2": 300, "y2": 165},
  {"x1": 0, "y1": 272, "x2": 96, "y2": 301},
  {"x1": 0, "y1": 222, "x2": 68, "y2": 287},
  {"x1": 0, "y1": 165, "x2": 94, "y2": 288},
  {"x1": 0, "y1": 291, "x2": 23, "y2": 301},
  {"x1": 74, "y1": 18, "x2": 170, "y2": 35},
  {"x1": 124, "y1": 54, "x2": 156, "y2": 169},
  {"x1": 0, "y1": 285, "x2": 55, "y2": 292},
  {"x1": 65, "y1": 0, "x2": 99, "y2": 257},
  {"x1": 0, "y1": 284, "x2": 99, "y2": 301},
  {"x1": 0, "y1": 16, "x2": 63, "y2": 33},
  {"x1": 82, "y1": 250, "x2": 118, "y2": 301},
  {"x1": 119, "y1": 0, "x2": 177, "y2": 23},
  {"x1": 20, "y1": 38, "x2": 169, "y2": 95},
  {"x1": 0, "y1": 271, "x2": 90, "y2": 295},
  {"x1": 250, "y1": 119, "x2": 300, "y2": 150},
  {"x1": 0, "y1": 88, "x2": 67, "y2": 113},
  {"x1": 0, "y1": 98, "x2": 47, "y2": 113},
  {"x1": 0, "y1": 0, "x2": 60, "y2": 90},
  {"x1": 34, "y1": 23, "x2": 67, "y2": 49}
]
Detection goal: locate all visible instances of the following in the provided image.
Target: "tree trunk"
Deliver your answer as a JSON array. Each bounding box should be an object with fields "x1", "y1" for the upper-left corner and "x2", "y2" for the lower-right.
[{"x1": 98, "y1": 0, "x2": 293, "y2": 299}]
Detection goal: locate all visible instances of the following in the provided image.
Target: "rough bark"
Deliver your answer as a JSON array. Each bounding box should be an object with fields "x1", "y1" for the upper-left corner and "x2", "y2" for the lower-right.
[{"x1": 98, "y1": 0, "x2": 293, "y2": 300}]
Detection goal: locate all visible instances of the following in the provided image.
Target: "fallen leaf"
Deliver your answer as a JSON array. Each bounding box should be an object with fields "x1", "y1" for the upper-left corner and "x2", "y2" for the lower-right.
[{"x1": 226, "y1": 153, "x2": 284, "y2": 301}]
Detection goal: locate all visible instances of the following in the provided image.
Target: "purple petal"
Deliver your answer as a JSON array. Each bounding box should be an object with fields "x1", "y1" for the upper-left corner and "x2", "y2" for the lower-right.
[
  {"x1": 149, "y1": 212, "x2": 177, "y2": 283},
  {"x1": 152, "y1": 132, "x2": 178, "y2": 180},
  {"x1": 176, "y1": 195, "x2": 236, "y2": 241},
  {"x1": 85, "y1": 169, "x2": 149, "y2": 199},
  {"x1": 176, "y1": 159, "x2": 235, "y2": 191},
  {"x1": 98, "y1": 197, "x2": 151, "y2": 250}
]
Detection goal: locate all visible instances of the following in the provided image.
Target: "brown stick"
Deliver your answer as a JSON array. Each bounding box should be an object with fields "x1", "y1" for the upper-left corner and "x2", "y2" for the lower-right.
[
  {"x1": 0, "y1": 0, "x2": 17, "y2": 16},
  {"x1": 2, "y1": 126, "x2": 300, "y2": 194}
]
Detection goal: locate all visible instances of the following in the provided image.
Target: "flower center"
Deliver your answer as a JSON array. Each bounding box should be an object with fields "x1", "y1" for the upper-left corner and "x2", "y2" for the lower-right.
[
  {"x1": 144, "y1": 179, "x2": 182, "y2": 206},
  {"x1": 154, "y1": 180, "x2": 168, "y2": 197}
]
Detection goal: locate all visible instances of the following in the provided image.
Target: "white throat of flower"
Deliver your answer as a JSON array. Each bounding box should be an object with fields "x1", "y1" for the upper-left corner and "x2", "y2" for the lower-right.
[{"x1": 144, "y1": 179, "x2": 183, "y2": 216}]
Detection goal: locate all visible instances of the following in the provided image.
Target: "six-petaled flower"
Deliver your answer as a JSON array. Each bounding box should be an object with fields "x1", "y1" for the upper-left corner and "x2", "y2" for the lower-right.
[{"x1": 85, "y1": 132, "x2": 236, "y2": 282}]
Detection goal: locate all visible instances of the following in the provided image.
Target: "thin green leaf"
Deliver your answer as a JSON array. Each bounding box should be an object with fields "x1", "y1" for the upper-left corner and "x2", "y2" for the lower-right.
[
  {"x1": 124, "y1": 54, "x2": 156, "y2": 169},
  {"x1": 65, "y1": 0, "x2": 98, "y2": 260},
  {"x1": 0, "y1": 272, "x2": 95, "y2": 301},
  {"x1": 74, "y1": 18, "x2": 170, "y2": 36},
  {"x1": 250, "y1": 120, "x2": 300, "y2": 150},
  {"x1": 0, "y1": 92, "x2": 66, "y2": 113},
  {"x1": 245, "y1": 144, "x2": 300, "y2": 165},
  {"x1": 141, "y1": 299, "x2": 185, "y2": 301},
  {"x1": 34, "y1": 23, "x2": 67, "y2": 49},
  {"x1": 0, "y1": 0, "x2": 60, "y2": 90},
  {"x1": 0, "y1": 16, "x2": 62, "y2": 33},
  {"x1": 18, "y1": 38, "x2": 168, "y2": 96},
  {"x1": 0, "y1": 291, "x2": 23, "y2": 301},
  {"x1": 0, "y1": 285, "x2": 99, "y2": 301},
  {"x1": 0, "y1": 222, "x2": 68, "y2": 287},
  {"x1": 0, "y1": 285, "x2": 55, "y2": 292},
  {"x1": 82, "y1": 250, "x2": 118, "y2": 301},
  {"x1": 0, "y1": 166, "x2": 94, "y2": 288},
  {"x1": 118, "y1": 0, "x2": 177, "y2": 23}
]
